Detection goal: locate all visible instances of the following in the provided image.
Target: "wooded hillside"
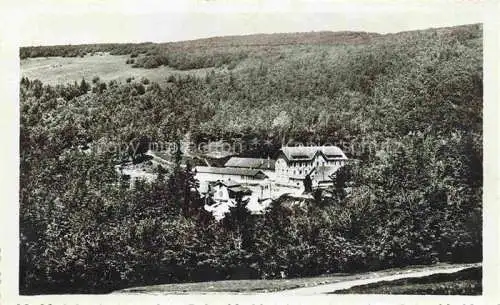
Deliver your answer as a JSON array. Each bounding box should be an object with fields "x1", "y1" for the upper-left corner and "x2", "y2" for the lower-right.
[{"x1": 20, "y1": 24, "x2": 482, "y2": 294}]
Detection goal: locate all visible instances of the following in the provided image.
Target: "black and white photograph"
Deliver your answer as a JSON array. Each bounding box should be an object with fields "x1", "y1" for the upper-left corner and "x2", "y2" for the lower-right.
[{"x1": 1, "y1": 0, "x2": 498, "y2": 304}]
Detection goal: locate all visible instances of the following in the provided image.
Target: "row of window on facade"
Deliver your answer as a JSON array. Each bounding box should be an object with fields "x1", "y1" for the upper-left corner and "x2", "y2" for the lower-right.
[
  {"x1": 277, "y1": 161, "x2": 344, "y2": 175},
  {"x1": 276, "y1": 160, "x2": 343, "y2": 169}
]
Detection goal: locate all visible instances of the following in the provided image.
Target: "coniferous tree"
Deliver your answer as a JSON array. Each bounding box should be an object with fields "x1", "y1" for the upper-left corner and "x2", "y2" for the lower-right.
[{"x1": 79, "y1": 78, "x2": 90, "y2": 94}]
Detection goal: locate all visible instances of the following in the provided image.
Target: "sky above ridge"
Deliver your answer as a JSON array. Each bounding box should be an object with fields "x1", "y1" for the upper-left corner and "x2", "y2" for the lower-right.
[{"x1": 10, "y1": 0, "x2": 489, "y2": 46}]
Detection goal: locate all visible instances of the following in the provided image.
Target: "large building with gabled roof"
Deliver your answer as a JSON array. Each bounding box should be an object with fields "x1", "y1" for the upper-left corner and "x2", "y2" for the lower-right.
[{"x1": 275, "y1": 146, "x2": 348, "y2": 187}]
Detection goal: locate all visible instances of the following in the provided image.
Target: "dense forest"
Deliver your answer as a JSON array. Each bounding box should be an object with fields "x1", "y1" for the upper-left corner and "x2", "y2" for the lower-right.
[{"x1": 20, "y1": 24, "x2": 482, "y2": 294}]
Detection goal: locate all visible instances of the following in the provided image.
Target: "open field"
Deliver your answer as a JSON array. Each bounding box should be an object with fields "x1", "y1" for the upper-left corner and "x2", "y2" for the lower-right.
[
  {"x1": 333, "y1": 266, "x2": 481, "y2": 295},
  {"x1": 114, "y1": 263, "x2": 480, "y2": 295},
  {"x1": 20, "y1": 53, "x2": 214, "y2": 85}
]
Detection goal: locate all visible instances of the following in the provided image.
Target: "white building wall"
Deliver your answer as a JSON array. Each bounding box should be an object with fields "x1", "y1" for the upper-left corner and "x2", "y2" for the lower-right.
[
  {"x1": 195, "y1": 172, "x2": 264, "y2": 185},
  {"x1": 275, "y1": 154, "x2": 347, "y2": 188},
  {"x1": 212, "y1": 185, "x2": 231, "y2": 202}
]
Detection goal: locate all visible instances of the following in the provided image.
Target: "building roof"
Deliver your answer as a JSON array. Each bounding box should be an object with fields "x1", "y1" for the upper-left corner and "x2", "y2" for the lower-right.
[
  {"x1": 213, "y1": 180, "x2": 241, "y2": 188},
  {"x1": 278, "y1": 146, "x2": 347, "y2": 162},
  {"x1": 228, "y1": 186, "x2": 252, "y2": 194},
  {"x1": 309, "y1": 165, "x2": 339, "y2": 182},
  {"x1": 200, "y1": 180, "x2": 248, "y2": 194},
  {"x1": 208, "y1": 180, "x2": 251, "y2": 195},
  {"x1": 195, "y1": 166, "x2": 268, "y2": 178},
  {"x1": 224, "y1": 157, "x2": 275, "y2": 170}
]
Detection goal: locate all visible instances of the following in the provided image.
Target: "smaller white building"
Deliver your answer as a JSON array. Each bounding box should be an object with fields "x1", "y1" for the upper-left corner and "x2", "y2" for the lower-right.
[{"x1": 201, "y1": 180, "x2": 254, "y2": 220}]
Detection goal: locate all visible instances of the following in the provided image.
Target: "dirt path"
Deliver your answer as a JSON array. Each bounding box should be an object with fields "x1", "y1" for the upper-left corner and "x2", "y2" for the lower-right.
[
  {"x1": 114, "y1": 263, "x2": 480, "y2": 296},
  {"x1": 273, "y1": 262, "x2": 481, "y2": 295}
]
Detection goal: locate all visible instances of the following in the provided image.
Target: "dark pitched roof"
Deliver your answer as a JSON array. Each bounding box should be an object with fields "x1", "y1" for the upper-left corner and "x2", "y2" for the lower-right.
[
  {"x1": 228, "y1": 186, "x2": 252, "y2": 194},
  {"x1": 279, "y1": 146, "x2": 347, "y2": 161},
  {"x1": 224, "y1": 157, "x2": 275, "y2": 170},
  {"x1": 195, "y1": 166, "x2": 268, "y2": 178},
  {"x1": 309, "y1": 165, "x2": 339, "y2": 181},
  {"x1": 212, "y1": 180, "x2": 241, "y2": 188},
  {"x1": 207, "y1": 180, "x2": 251, "y2": 195},
  {"x1": 201, "y1": 180, "x2": 246, "y2": 194}
]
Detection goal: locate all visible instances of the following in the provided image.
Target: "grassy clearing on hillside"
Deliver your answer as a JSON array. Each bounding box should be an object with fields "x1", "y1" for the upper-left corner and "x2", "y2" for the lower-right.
[
  {"x1": 20, "y1": 53, "x2": 214, "y2": 85},
  {"x1": 333, "y1": 267, "x2": 481, "y2": 295}
]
